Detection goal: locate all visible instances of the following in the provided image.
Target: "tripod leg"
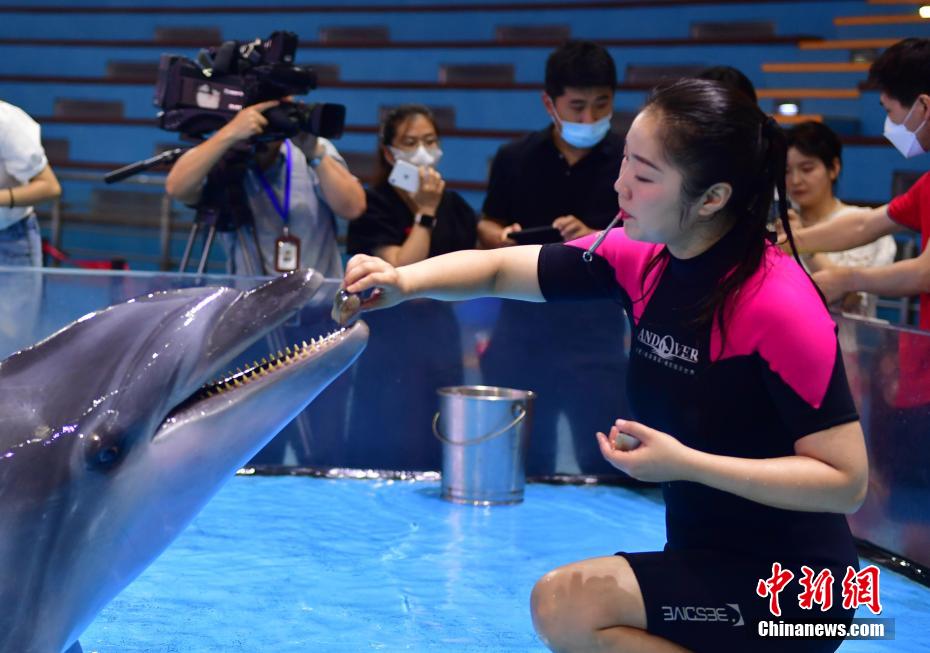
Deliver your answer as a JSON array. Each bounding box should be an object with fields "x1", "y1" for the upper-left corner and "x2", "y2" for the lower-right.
[
  {"x1": 238, "y1": 227, "x2": 266, "y2": 276},
  {"x1": 198, "y1": 226, "x2": 216, "y2": 275},
  {"x1": 179, "y1": 222, "x2": 200, "y2": 273}
]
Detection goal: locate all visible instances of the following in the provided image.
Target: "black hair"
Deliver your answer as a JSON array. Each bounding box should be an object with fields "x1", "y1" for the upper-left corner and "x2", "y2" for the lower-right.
[
  {"x1": 867, "y1": 37, "x2": 930, "y2": 106},
  {"x1": 544, "y1": 40, "x2": 617, "y2": 99},
  {"x1": 375, "y1": 104, "x2": 438, "y2": 186},
  {"x1": 696, "y1": 65, "x2": 758, "y2": 105},
  {"x1": 638, "y1": 78, "x2": 804, "y2": 344},
  {"x1": 785, "y1": 120, "x2": 842, "y2": 182}
]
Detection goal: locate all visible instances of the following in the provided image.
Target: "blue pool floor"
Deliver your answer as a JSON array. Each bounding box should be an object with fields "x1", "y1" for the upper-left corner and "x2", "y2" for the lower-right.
[{"x1": 81, "y1": 476, "x2": 930, "y2": 652}]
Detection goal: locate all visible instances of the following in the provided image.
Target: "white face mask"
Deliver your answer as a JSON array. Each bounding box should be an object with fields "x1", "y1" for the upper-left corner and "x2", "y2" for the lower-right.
[
  {"x1": 551, "y1": 112, "x2": 613, "y2": 149},
  {"x1": 389, "y1": 144, "x2": 442, "y2": 168},
  {"x1": 884, "y1": 102, "x2": 927, "y2": 159}
]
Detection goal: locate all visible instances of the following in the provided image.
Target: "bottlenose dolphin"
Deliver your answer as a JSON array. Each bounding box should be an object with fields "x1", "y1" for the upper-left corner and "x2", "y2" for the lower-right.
[{"x1": 0, "y1": 269, "x2": 368, "y2": 653}]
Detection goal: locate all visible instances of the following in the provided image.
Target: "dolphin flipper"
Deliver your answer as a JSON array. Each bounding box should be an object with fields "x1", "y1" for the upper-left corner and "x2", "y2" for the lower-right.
[{"x1": 65, "y1": 642, "x2": 83, "y2": 653}]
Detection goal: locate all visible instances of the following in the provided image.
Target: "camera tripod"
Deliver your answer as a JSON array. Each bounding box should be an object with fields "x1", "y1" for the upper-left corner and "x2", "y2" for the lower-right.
[
  {"x1": 107, "y1": 145, "x2": 267, "y2": 276},
  {"x1": 178, "y1": 216, "x2": 265, "y2": 276}
]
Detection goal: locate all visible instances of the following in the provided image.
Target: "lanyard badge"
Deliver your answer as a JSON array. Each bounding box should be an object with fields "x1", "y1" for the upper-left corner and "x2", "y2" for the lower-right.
[
  {"x1": 275, "y1": 227, "x2": 301, "y2": 272},
  {"x1": 255, "y1": 139, "x2": 302, "y2": 272}
]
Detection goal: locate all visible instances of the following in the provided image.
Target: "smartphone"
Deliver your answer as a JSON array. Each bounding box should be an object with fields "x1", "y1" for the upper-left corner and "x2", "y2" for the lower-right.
[
  {"x1": 388, "y1": 160, "x2": 420, "y2": 193},
  {"x1": 508, "y1": 226, "x2": 563, "y2": 245}
]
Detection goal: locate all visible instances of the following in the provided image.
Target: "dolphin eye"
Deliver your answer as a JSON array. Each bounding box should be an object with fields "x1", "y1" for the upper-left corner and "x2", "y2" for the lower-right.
[
  {"x1": 97, "y1": 446, "x2": 121, "y2": 466},
  {"x1": 84, "y1": 434, "x2": 124, "y2": 470}
]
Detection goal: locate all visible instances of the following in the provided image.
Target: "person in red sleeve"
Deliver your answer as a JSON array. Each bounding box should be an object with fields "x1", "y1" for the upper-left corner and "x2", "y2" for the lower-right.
[{"x1": 789, "y1": 38, "x2": 930, "y2": 328}]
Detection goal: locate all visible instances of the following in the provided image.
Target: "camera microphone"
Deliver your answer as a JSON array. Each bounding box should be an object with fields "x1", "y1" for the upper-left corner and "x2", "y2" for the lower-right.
[{"x1": 196, "y1": 49, "x2": 214, "y2": 76}]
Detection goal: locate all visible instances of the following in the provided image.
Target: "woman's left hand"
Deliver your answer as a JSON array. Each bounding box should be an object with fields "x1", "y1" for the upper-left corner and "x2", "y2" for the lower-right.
[
  {"x1": 595, "y1": 419, "x2": 693, "y2": 483},
  {"x1": 410, "y1": 166, "x2": 445, "y2": 215}
]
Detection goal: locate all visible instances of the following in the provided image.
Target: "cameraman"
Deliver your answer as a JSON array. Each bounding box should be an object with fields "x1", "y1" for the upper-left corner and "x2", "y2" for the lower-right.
[{"x1": 165, "y1": 99, "x2": 365, "y2": 276}]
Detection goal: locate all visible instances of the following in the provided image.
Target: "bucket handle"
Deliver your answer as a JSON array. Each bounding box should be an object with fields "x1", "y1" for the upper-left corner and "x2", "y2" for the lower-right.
[{"x1": 432, "y1": 403, "x2": 527, "y2": 446}]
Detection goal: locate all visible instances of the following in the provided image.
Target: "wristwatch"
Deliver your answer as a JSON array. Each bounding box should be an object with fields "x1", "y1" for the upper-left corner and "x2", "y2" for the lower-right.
[{"x1": 413, "y1": 212, "x2": 435, "y2": 229}]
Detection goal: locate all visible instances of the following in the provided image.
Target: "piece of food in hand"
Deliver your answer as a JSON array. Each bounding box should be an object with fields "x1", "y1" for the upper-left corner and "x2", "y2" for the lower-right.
[
  {"x1": 331, "y1": 289, "x2": 361, "y2": 325},
  {"x1": 615, "y1": 432, "x2": 641, "y2": 451}
]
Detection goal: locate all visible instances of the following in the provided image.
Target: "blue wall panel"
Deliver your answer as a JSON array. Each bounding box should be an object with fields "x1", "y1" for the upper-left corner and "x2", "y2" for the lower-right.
[{"x1": 1, "y1": 0, "x2": 924, "y2": 265}]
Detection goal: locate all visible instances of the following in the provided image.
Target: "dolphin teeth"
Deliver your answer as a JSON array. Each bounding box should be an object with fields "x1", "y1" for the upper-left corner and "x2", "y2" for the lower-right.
[{"x1": 193, "y1": 327, "x2": 345, "y2": 401}]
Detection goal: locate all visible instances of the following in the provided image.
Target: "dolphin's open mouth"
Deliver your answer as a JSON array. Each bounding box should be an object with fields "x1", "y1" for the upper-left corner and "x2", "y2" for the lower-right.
[{"x1": 161, "y1": 325, "x2": 356, "y2": 425}]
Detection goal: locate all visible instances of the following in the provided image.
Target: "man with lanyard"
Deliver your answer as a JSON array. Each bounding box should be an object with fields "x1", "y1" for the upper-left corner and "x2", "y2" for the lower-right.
[
  {"x1": 166, "y1": 98, "x2": 365, "y2": 276},
  {"x1": 476, "y1": 40, "x2": 627, "y2": 476}
]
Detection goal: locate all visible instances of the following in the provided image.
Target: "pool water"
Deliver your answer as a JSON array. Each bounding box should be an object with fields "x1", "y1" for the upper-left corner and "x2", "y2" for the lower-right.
[{"x1": 80, "y1": 476, "x2": 929, "y2": 652}]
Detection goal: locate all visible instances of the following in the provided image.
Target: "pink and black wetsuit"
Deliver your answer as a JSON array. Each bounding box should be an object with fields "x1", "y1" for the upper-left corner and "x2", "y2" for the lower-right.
[{"x1": 537, "y1": 226, "x2": 861, "y2": 652}]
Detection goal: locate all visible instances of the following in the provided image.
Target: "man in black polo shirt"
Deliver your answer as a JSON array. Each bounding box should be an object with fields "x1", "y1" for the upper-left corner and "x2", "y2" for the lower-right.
[
  {"x1": 479, "y1": 40, "x2": 622, "y2": 246},
  {"x1": 477, "y1": 41, "x2": 627, "y2": 476}
]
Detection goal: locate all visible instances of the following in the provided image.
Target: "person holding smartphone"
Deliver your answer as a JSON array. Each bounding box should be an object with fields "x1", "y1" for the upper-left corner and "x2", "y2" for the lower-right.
[
  {"x1": 473, "y1": 41, "x2": 627, "y2": 476},
  {"x1": 343, "y1": 104, "x2": 474, "y2": 470},
  {"x1": 347, "y1": 104, "x2": 477, "y2": 265},
  {"x1": 478, "y1": 40, "x2": 622, "y2": 249}
]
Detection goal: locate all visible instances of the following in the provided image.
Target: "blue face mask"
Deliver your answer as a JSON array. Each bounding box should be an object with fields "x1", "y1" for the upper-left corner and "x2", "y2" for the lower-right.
[{"x1": 553, "y1": 113, "x2": 613, "y2": 149}]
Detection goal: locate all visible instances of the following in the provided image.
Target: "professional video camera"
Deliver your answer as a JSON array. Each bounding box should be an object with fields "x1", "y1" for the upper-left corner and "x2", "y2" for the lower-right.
[
  {"x1": 105, "y1": 31, "x2": 347, "y2": 274},
  {"x1": 153, "y1": 30, "x2": 345, "y2": 140}
]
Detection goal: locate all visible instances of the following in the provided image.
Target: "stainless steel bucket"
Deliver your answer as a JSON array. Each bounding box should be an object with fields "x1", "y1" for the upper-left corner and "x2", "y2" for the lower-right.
[{"x1": 433, "y1": 385, "x2": 535, "y2": 505}]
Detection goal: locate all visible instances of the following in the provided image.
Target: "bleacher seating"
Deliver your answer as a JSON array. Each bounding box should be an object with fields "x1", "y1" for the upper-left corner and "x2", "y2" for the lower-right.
[
  {"x1": 624, "y1": 64, "x2": 707, "y2": 86},
  {"x1": 0, "y1": 0, "x2": 924, "y2": 292},
  {"x1": 40, "y1": 138, "x2": 70, "y2": 163},
  {"x1": 153, "y1": 26, "x2": 222, "y2": 44},
  {"x1": 105, "y1": 60, "x2": 160, "y2": 83},
  {"x1": 319, "y1": 26, "x2": 391, "y2": 44},
  {"x1": 53, "y1": 99, "x2": 124, "y2": 120},
  {"x1": 379, "y1": 104, "x2": 457, "y2": 131},
  {"x1": 438, "y1": 63, "x2": 516, "y2": 84},
  {"x1": 689, "y1": 20, "x2": 776, "y2": 39},
  {"x1": 494, "y1": 24, "x2": 571, "y2": 43}
]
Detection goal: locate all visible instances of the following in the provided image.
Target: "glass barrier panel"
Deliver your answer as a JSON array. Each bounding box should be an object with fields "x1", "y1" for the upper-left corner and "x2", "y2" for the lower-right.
[
  {"x1": 0, "y1": 268, "x2": 926, "y2": 569},
  {"x1": 837, "y1": 314, "x2": 930, "y2": 570}
]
